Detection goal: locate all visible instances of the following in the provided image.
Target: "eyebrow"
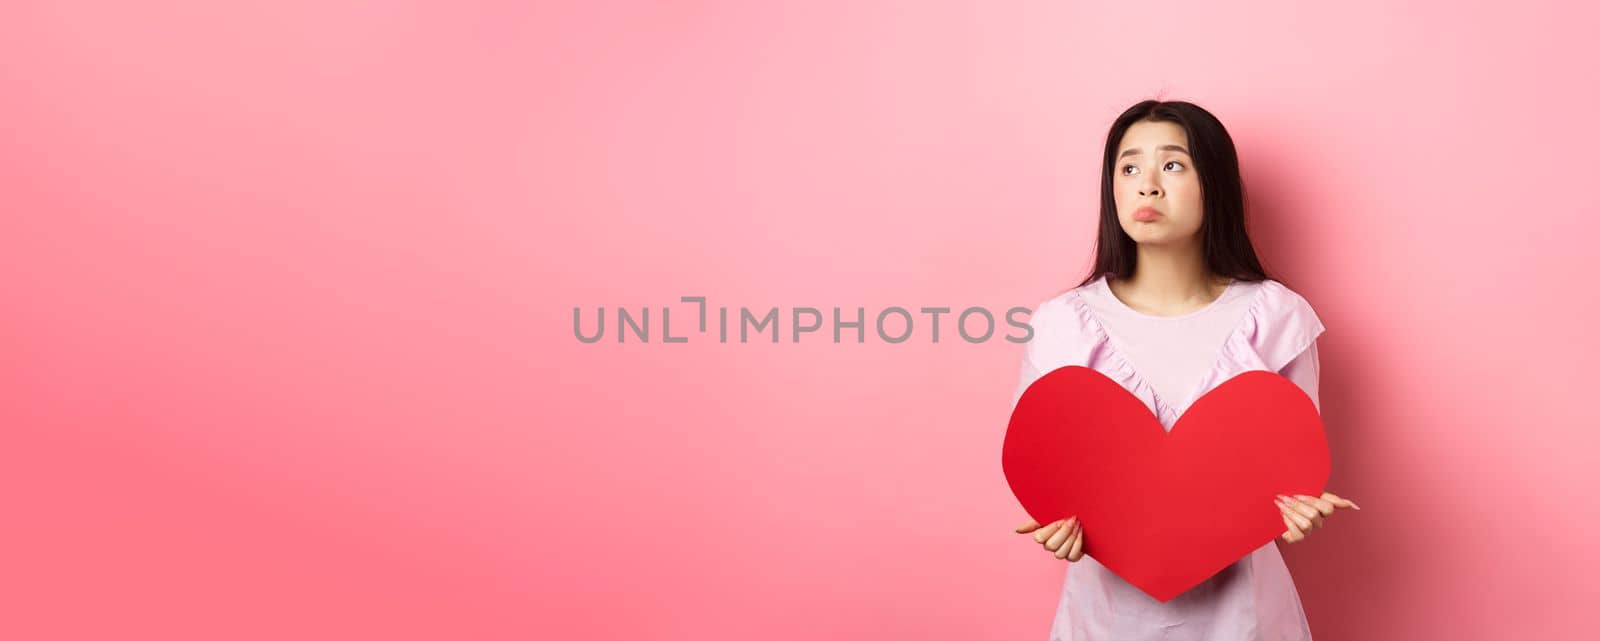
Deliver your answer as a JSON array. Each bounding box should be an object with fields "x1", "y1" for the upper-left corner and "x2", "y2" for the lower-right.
[{"x1": 1118, "y1": 145, "x2": 1191, "y2": 159}]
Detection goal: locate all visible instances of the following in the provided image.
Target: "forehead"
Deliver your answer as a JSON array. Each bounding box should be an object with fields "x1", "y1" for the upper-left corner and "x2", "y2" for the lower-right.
[{"x1": 1117, "y1": 120, "x2": 1189, "y2": 151}]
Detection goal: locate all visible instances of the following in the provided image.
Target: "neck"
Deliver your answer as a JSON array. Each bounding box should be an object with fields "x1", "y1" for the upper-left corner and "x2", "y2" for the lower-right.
[{"x1": 1118, "y1": 238, "x2": 1222, "y2": 304}]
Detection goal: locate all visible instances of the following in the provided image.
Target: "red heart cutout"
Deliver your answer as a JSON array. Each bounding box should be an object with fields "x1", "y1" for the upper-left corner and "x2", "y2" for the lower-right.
[{"x1": 1002, "y1": 366, "x2": 1329, "y2": 602}]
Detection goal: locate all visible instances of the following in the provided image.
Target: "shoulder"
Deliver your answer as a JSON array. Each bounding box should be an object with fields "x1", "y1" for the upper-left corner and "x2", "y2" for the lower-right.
[
  {"x1": 1239, "y1": 278, "x2": 1326, "y2": 370},
  {"x1": 1018, "y1": 283, "x2": 1104, "y2": 367},
  {"x1": 1026, "y1": 281, "x2": 1099, "y2": 336},
  {"x1": 1250, "y1": 279, "x2": 1324, "y2": 329},
  {"x1": 1029, "y1": 287, "x2": 1085, "y2": 324}
]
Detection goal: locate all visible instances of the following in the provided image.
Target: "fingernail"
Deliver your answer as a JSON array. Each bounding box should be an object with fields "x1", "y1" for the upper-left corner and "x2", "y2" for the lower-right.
[{"x1": 1351, "y1": 501, "x2": 1362, "y2": 510}]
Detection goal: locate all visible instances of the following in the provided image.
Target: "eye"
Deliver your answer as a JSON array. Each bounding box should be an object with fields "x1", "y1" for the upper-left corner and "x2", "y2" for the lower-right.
[{"x1": 1121, "y1": 161, "x2": 1186, "y2": 176}]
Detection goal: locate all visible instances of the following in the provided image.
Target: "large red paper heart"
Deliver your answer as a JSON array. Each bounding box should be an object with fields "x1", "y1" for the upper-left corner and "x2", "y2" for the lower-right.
[{"x1": 1002, "y1": 366, "x2": 1329, "y2": 602}]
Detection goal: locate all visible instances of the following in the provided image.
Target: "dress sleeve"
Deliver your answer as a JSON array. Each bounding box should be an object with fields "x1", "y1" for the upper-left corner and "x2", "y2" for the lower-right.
[
  {"x1": 1009, "y1": 294, "x2": 1095, "y2": 409},
  {"x1": 1241, "y1": 281, "x2": 1325, "y2": 413},
  {"x1": 1277, "y1": 338, "x2": 1321, "y2": 414},
  {"x1": 1010, "y1": 305, "x2": 1051, "y2": 410},
  {"x1": 1247, "y1": 283, "x2": 1327, "y2": 374}
]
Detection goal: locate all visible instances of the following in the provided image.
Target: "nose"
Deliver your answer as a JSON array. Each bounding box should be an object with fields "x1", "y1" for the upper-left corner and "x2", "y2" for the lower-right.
[{"x1": 1138, "y1": 176, "x2": 1162, "y2": 197}]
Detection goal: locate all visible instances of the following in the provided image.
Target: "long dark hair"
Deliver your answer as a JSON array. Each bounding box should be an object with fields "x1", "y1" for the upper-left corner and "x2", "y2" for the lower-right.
[{"x1": 1077, "y1": 100, "x2": 1275, "y2": 288}]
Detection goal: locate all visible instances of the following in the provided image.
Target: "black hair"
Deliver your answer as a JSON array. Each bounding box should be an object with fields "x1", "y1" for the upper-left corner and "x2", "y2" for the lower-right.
[{"x1": 1077, "y1": 99, "x2": 1275, "y2": 288}]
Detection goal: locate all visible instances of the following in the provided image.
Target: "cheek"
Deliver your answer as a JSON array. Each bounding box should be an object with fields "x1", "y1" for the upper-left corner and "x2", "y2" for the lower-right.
[
  {"x1": 1177, "y1": 177, "x2": 1203, "y2": 202},
  {"x1": 1114, "y1": 181, "x2": 1140, "y2": 207},
  {"x1": 1114, "y1": 188, "x2": 1138, "y2": 220},
  {"x1": 1167, "y1": 181, "x2": 1201, "y2": 213}
]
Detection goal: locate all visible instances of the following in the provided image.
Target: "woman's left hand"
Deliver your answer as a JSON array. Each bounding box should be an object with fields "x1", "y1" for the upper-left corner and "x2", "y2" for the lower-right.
[{"x1": 1276, "y1": 492, "x2": 1360, "y2": 543}]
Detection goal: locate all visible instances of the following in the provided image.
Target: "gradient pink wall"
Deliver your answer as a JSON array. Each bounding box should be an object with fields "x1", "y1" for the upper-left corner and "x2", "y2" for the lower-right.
[{"x1": 3, "y1": 1, "x2": 1595, "y2": 639}]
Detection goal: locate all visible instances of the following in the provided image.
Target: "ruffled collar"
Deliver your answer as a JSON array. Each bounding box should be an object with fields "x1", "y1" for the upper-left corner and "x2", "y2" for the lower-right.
[{"x1": 1066, "y1": 279, "x2": 1273, "y2": 428}]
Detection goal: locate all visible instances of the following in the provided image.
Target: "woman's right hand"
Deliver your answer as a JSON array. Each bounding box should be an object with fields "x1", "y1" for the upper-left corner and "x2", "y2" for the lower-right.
[{"x1": 1016, "y1": 516, "x2": 1084, "y2": 562}]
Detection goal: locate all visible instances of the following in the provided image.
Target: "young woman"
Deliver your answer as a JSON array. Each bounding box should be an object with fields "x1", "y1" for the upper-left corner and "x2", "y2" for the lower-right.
[{"x1": 1010, "y1": 100, "x2": 1359, "y2": 641}]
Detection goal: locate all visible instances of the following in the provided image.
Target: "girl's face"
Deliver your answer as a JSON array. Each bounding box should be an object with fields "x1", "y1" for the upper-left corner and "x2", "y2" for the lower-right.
[{"x1": 1113, "y1": 120, "x2": 1204, "y2": 245}]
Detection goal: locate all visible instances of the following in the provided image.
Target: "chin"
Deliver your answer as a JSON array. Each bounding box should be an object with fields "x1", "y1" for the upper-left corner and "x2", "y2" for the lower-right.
[{"x1": 1127, "y1": 228, "x2": 1191, "y2": 245}]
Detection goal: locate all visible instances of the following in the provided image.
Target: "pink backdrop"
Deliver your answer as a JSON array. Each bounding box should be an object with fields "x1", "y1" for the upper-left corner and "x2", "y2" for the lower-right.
[{"x1": 4, "y1": 1, "x2": 1595, "y2": 639}]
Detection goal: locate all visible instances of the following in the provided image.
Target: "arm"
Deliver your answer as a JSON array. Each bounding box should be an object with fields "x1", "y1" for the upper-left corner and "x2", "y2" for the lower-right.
[{"x1": 1274, "y1": 339, "x2": 1361, "y2": 543}]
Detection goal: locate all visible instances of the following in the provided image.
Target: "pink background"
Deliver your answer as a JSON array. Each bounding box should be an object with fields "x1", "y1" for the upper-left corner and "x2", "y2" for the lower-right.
[{"x1": 4, "y1": 1, "x2": 1596, "y2": 639}]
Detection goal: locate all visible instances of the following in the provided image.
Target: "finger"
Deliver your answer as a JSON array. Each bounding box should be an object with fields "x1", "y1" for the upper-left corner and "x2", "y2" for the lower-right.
[
  {"x1": 1294, "y1": 494, "x2": 1336, "y2": 517},
  {"x1": 1287, "y1": 497, "x2": 1326, "y2": 529},
  {"x1": 1032, "y1": 519, "x2": 1064, "y2": 543},
  {"x1": 1278, "y1": 498, "x2": 1315, "y2": 531},
  {"x1": 1046, "y1": 517, "x2": 1077, "y2": 551},
  {"x1": 1067, "y1": 525, "x2": 1085, "y2": 561},
  {"x1": 1054, "y1": 522, "x2": 1079, "y2": 559},
  {"x1": 1280, "y1": 495, "x2": 1305, "y2": 530},
  {"x1": 1322, "y1": 492, "x2": 1362, "y2": 511},
  {"x1": 1281, "y1": 512, "x2": 1305, "y2": 543},
  {"x1": 1292, "y1": 495, "x2": 1331, "y2": 527},
  {"x1": 1281, "y1": 526, "x2": 1304, "y2": 543},
  {"x1": 1016, "y1": 518, "x2": 1041, "y2": 534},
  {"x1": 1278, "y1": 495, "x2": 1322, "y2": 522}
]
